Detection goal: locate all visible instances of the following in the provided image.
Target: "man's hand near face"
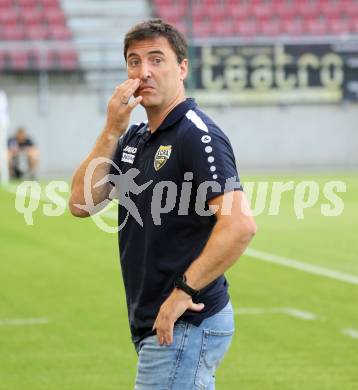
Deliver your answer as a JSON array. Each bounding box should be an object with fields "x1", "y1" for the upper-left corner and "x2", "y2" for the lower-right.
[
  {"x1": 105, "y1": 78, "x2": 143, "y2": 136},
  {"x1": 69, "y1": 78, "x2": 143, "y2": 217}
]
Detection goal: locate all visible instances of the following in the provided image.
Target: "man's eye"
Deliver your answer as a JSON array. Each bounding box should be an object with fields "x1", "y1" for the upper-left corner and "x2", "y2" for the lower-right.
[
  {"x1": 153, "y1": 57, "x2": 162, "y2": 64},
  {"x1": 129, "y1": 60, "x2": 139, "y2": 67}
]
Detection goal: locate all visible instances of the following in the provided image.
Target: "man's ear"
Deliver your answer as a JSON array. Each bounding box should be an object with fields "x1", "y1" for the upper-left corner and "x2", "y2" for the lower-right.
[{"x1": 179, "y1": 59, "x2": 189, "y2": 81}]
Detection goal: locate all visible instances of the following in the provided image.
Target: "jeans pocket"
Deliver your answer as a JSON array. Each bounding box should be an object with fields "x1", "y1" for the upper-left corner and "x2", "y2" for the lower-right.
[{"x1": 194, "y1": 328, "x2": 234, "y2": 390}]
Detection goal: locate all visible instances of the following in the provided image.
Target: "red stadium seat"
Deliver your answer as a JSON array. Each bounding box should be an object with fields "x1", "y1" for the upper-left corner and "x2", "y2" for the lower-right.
[
  {"x1": 0, "y1": 0, "x2": 13, "y2": 7},
  {"x1": 49, "y1": 25, "x2": 71, "y2": 40},
  {"x1": 351, "y1": 17, "x2": 358, "y2": 32},
  {"x1": 282, "y1": 18, "x2": 304, "y2": 35},
  {"x1": 8, "y1": 50, "x2": 29, "y2": 70},
  {"x1": 58, "y1": 49, "x2": 78, "y2": 70},
  {"x1": 38, "y1": 0, "x2": 60, "y2": 6},
  {"x1": 0, "y1": 8, "x2": 18, "y2": 24},
  {"x1": 251, "y1": 3, "x2": 273, "y2": 20},
  {"x1": 321, "y1": 1, "x2": 346, "y2": 19},
  {"x1": 328, "y1": 17, "x2": 351, "y2": 35},
  {"x1": 236, "y1": 20, "x2": 257, "y2": 37},
  {"x1": 17, "y1": 0, "x2": 37, "y2": 6},
  {"x1": 259, "y1": 19, "x2": 281, "y2": 36},
  {"x1": 2, "y1": 26, "x2": 26, "y2": 40},
  {"x1": 173, "y1": 21, "x2": 188, "y2": 35},
  {"x1": 305, "y1": 18, "x2": 328, "y2": 35},
  {"x1": 160, "y1": 3, "x2": 187, "y2": 21},
  {"x1": 193, "y1": 22, "x2": 212, "y2": 38},
  {"x1": 213, "y1": 20, "x2": 235, "y2": 37},
  {"x1": 296, "y1": 1, "x2": 320, "y2": 19},
  {"x1": 26, "y1": 25, "x2": 49, "y2": 40},
  {"x1": 43, "y1": 7, "x2": 66, "y2": 24},
  {"x1": 345, "y1": 1, "x2": 358, "y2": 18},
  {"x1": 0, "y1": 51, "x2": 5, "y2": 71},
  {"x1": 206, "y1": 5, "x2": 227, "y2": 23},
  {"x1": 230, "y1": 3, "x2": 250, "y2": 20},
  {"x1": 27, "y1": 49, "x2": 47, "y2": 70},
  {"x1": 150, "y1": 0, "x2": 358, "y2": 38},
  {"x1": 20, "y1": 9, "x2": 44, "y2": 25},
  {"x1": 274, "y1": 2, "x2": 296, "y2": 19}
]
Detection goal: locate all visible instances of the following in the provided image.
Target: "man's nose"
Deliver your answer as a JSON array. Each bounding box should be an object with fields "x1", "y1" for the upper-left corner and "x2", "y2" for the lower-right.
[{"x1": 139, "y1": 62, "x2": 151, "y2": 80}]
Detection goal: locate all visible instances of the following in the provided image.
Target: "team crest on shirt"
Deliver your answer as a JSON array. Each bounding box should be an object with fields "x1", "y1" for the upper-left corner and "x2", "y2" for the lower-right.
[{"x1": 154, "y1": 145, "x2": 172, "y2": 171}]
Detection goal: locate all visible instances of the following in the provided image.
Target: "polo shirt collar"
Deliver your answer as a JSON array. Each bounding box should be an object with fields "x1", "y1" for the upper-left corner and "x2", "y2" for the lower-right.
[
  {"x1": 157, "y1": 98, "x2": 197, "y2": 132},
  {"x1": 138, "y1": 98, "x2": 197, "y2": 137}
]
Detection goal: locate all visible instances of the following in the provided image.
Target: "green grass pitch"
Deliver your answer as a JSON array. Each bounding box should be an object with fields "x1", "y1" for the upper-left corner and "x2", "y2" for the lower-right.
[{"x1": 0, "y1": 173, "x2": 357, "y2": 389}]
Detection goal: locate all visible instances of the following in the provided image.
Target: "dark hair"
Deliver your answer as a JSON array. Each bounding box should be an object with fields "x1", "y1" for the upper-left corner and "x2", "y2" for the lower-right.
[{"x1": 124, "y1": 19, "x2": 188, "y2": 64}]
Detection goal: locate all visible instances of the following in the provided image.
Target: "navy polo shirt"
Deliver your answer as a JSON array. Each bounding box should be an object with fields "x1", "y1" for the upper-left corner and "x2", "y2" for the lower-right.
[{"x1": 109, "y1": 98, "x2": 242, "y2": 343}]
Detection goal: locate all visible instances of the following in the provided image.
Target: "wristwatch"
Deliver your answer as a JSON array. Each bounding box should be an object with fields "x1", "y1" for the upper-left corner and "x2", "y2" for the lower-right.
[{"x1": 174, "y1": 275, "x2": 200, "y2": 299}]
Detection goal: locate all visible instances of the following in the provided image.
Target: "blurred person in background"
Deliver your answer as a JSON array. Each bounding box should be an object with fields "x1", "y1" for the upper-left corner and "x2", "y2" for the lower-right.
[
  {"x1": 69, "y1": 19, "x2": 256, "y2": 390},
  {"x1": 8, "y1": 127, "x2": 39, "y2": 180}
]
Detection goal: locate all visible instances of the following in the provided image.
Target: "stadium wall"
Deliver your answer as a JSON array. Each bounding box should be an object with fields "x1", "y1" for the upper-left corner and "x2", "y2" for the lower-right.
[{"x1": 1, "y1": 75, "x2": 357, "y2": 177}]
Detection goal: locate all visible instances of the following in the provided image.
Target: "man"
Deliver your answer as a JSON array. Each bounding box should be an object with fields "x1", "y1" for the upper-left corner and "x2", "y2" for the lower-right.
[
  {"x1": 69, "y1": 19, "x2": 257, "y2": 389},
  {"x1": 8, "y1": 127, "x2": 39, "y2": 179}
]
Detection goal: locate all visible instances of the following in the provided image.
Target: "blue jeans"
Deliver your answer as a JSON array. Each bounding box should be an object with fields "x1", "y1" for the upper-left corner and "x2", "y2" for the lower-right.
[{"x1": 134, "y1": 300, "x2": 234, "y2": 390}]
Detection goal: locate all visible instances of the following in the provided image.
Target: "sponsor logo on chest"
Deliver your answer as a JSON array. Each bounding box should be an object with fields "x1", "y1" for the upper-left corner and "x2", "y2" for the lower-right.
[
  {"x1": 154, "y1": 145, "x2": 172, "y2": 171},
  {"x1": 121, "y1": 145, "x2": 137, "y2": 164}
]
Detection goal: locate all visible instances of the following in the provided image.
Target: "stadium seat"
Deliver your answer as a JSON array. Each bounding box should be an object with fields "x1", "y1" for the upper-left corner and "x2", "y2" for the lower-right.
[
  {"x1": 351, "y1": 17, "x2": 358, "y2": 32},
  {"x1": 8, "y1": 50, "x2": 29, "y2": 70},
  {"x1": 151, "y1": 0, "x2": 358, "y2": 38},
  {"x1": 236, "y1": 20, "x2": 257, "y2": 37},
  {"x1": 17, "y1": 0, "x2": 37, "y2": 6},
  {"x1": 0, "y1": 8, "x2": 18, "y2": 24},
  {"x1": 158, "y1": 3, "x2": 186, "y2": 20},
  {"x1": 206, "y1": 4, "x2": 228, "y2": 21},
  {"x1": 20, "y1": 9, "x2": 44, "y2": 26},
  {"x1": 328, "y1": 17, "x2": 351, "y2": 35},
  {"x1": 0, "y1": 0, "x2": 13, "y2": 6},
  {"x1": 0, "y1": 0, "x2": 78, "y2": 71},
  {"x1": 274, "y1": 2, "x2": 296, "y2": 19},
  {"x1": 43, "y1": 7, "x2": 66, "y2": 24},
  {"x1": 282, "y1": 18, "x2": 304, "y2": 35},
  {"x1": 39, "y1": 0, "x2": 60, "y2": 5},
  {"x1": 26, "y1": 25, "x2": 49, "y2": 40},
  {"x1": 193, "y1": 22, "x2": 212, "y2": 38},
  {"x1": 305, "y1": 17, "x2": 329, "y2": 35},
  {"x1": 259, "y1": 19, "x2": 281, "y2": 36},
  {"x1": 213, "y1": 20, "x2": 235, "y2": 37},
  {"x1": 2, "y1": 26, "x2": 26, "y2": 40},
  {"x1": 49, "y1": 25, "x2": 71, "y2": 40},
  {"x1": 0, "y1": 51, "x2": 5, "y2": 71},
  {"x1": 230, "y1": 4, "x2": 250, "y2": 20},
  {"x1": 58, "y1": 49, "x2": 78, "y2": 70},
  {"x1": 347, "y1": 2, "x2": 358, "y2": 18},
  {"x1": 296, "y1": 1, "x2": 321, "y2": 19},
  {"x1": 251, "y1": 3, "x2": 274, "y2": 20},
  {"x1": 321, "y1": 1, "x2": 346, "y2": 19},
  {"x1": 173, "y1": 21, "x2": 187, "y2": 35}
]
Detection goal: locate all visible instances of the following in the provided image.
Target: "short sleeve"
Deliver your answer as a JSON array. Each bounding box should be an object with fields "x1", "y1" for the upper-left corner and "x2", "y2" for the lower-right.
[
  {"x1": 109, "y1": 134, "x2": 125, "y2": 175},
  {"x1": 182, "y1": 122, "x2": 242, "y2": 202}
]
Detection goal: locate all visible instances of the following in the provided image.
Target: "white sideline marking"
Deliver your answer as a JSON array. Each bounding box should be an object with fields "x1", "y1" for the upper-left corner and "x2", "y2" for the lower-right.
[
  {"x1": 236, "y1": 307, "x2": 317, "y2": 320},
  {"x1": 0, "y1": 317, "x2": 49, "y2": 326},
  {"x1": 282, "y1": 308, "x2": 317, "y2": 320},
  {"x1": 245, "y1": 248, "x2": 358, "y2": 286},
  {"x1": 341, "y1": 328, "x2": 358, "y2": 339}
]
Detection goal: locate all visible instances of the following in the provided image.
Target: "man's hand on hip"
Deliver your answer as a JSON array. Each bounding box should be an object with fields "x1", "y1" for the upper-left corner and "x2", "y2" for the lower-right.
[{"x1": 152, "y1": 289, "x2": 204, "y2": 346}]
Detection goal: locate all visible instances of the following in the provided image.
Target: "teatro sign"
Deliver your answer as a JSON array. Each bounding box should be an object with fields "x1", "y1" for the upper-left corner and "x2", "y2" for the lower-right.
[{"x1": 191, "y1": 43, "x2": 358, "y2": 104}]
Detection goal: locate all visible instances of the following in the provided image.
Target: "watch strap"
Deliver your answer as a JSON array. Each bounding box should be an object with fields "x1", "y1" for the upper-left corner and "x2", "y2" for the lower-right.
[{"x1": 174, "y1": 275, "x2": 200, "y2": 299}]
